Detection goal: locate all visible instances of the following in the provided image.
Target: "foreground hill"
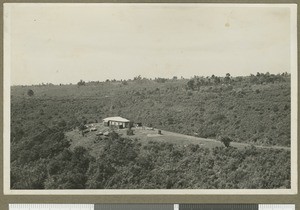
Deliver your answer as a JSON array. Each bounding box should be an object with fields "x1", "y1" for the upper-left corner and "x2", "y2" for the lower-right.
[{"x1": 10, "y1": 73, "x2": 291, "y2": 189}]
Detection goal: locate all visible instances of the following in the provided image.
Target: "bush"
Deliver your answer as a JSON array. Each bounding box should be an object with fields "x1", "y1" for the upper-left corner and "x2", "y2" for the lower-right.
[
  {"x1": 79, "y1": 124, "x2": 87, "y2": 131},
  {"x1": 127, "y1": 129, "x2": 134, "y2": 136},
  {"x1": 219, "y1": 136, "x2": 232, "y2": 147},
  {"x1": 27, "y1": 89, "x2": 34, "y2": 97}
]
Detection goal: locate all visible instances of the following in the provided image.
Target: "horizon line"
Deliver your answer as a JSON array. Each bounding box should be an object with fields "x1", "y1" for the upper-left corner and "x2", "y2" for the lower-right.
[{"x1": 10, "y1": 71, "x2": 290, "y2": 87}]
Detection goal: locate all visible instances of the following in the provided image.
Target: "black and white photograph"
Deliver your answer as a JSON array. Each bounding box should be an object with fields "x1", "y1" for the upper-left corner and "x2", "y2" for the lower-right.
[{"x1": 3, "y1": 3, "x2": 297, "y2": 194}]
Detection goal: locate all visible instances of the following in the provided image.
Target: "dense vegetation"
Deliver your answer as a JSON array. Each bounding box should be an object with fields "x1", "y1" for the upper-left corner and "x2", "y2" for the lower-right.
[
  {"x1": 85, "y1": 134, "x2": 290, "y2": 189},
  {"x1": 10, "y1": 72, "x2": 291, "y2": 189},
  {"x1": 11, "y1": 132, "x2": 290, "y2": 189}
]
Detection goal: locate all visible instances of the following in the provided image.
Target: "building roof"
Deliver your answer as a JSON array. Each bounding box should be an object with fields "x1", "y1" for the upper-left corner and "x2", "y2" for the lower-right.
[{"x1": 103, "y1": 116, "x2": 130, "y2": 122}]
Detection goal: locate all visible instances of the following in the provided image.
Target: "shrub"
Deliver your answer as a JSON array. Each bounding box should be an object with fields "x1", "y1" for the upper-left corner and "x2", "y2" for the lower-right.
[
  {"x1": 27, "y1": 89, "x2": 34, "y2": 97},
  {"x1": 127, "y1": 129, "x2": 134, "y2": 136},
  {"x1": 219, "y1": 136, "x2": 232, "y2": 148},
  {"x1": 79, "y1": 124, "x2": 87, "y2": 131}
]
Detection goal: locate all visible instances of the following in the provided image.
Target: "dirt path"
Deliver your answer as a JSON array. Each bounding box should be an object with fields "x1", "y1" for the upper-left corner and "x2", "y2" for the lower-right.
[{"x1": 143, "y1": 128, "x2": 291, "y2": 151}]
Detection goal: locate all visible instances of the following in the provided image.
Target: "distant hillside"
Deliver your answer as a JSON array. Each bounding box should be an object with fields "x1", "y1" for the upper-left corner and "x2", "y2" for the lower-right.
[{"x1": 12, "y1": 72, "x2": 290, "y2": 147}]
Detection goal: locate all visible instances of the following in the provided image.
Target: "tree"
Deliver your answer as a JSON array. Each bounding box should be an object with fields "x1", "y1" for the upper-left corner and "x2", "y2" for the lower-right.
[
  {"x1": 187, "y1": 79, "x2": 195, "y2": 90},
  {"x1": 77, "y1": 80, "x2": 85, "y2": 86},
  {"x1": 27, "y1": 89, "x2": 34, "y2": 97},
  {"x1": 127, "y1": 128, "x2": 134, "y2": 136},
  {"x1": 127, "y1": 124, "x2": 134, "y2": 135},
  {"x1": 225, "y1": 73, "x2": 231, "y2": 83},
  {"x1": 219, "y1": 136, "x2": 232, "y2": 148},
  {"x1": 109, "y1": 131, "x2": 119, "y2": 140},
  {"x1": 155, "y1": 77, "x2": 167, "y2": 83},
  {"x1": 213, "y1": 76, "x2": 221, "y2": 84},
  {"x1": 134, "y1": 75, "x2": 142, "y2": 80}
]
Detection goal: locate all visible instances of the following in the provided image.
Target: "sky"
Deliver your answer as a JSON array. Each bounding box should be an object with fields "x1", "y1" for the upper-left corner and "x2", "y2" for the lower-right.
[{"x1": 5, "y1": 4, "x2": 293, "y2": 85}]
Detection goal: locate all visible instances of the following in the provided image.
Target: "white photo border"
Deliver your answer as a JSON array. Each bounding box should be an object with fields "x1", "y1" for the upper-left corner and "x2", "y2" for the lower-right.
[{"x1": 3, "y1": 3, "x2": 298, "y2": 195}]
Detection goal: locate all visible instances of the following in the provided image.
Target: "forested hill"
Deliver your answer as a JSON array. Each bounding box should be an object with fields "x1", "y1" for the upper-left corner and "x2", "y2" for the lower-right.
[
  {"x1": 10, "y1": 73, "x2": 291, "y2": 189},
  {"x1": 12, "y1": 72, "x2": 290, "y2": 147}
]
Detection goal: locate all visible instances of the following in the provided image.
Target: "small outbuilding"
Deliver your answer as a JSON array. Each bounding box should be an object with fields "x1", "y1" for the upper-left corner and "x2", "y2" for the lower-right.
[{"x1": 103, "y1": 116, "x2": 131, "y2": 129}]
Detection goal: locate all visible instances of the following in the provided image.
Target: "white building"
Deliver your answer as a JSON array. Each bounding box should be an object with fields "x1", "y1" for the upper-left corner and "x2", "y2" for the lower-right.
[{"x1": 103, "y1": 116, "x2": 131, "y2": 128}]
